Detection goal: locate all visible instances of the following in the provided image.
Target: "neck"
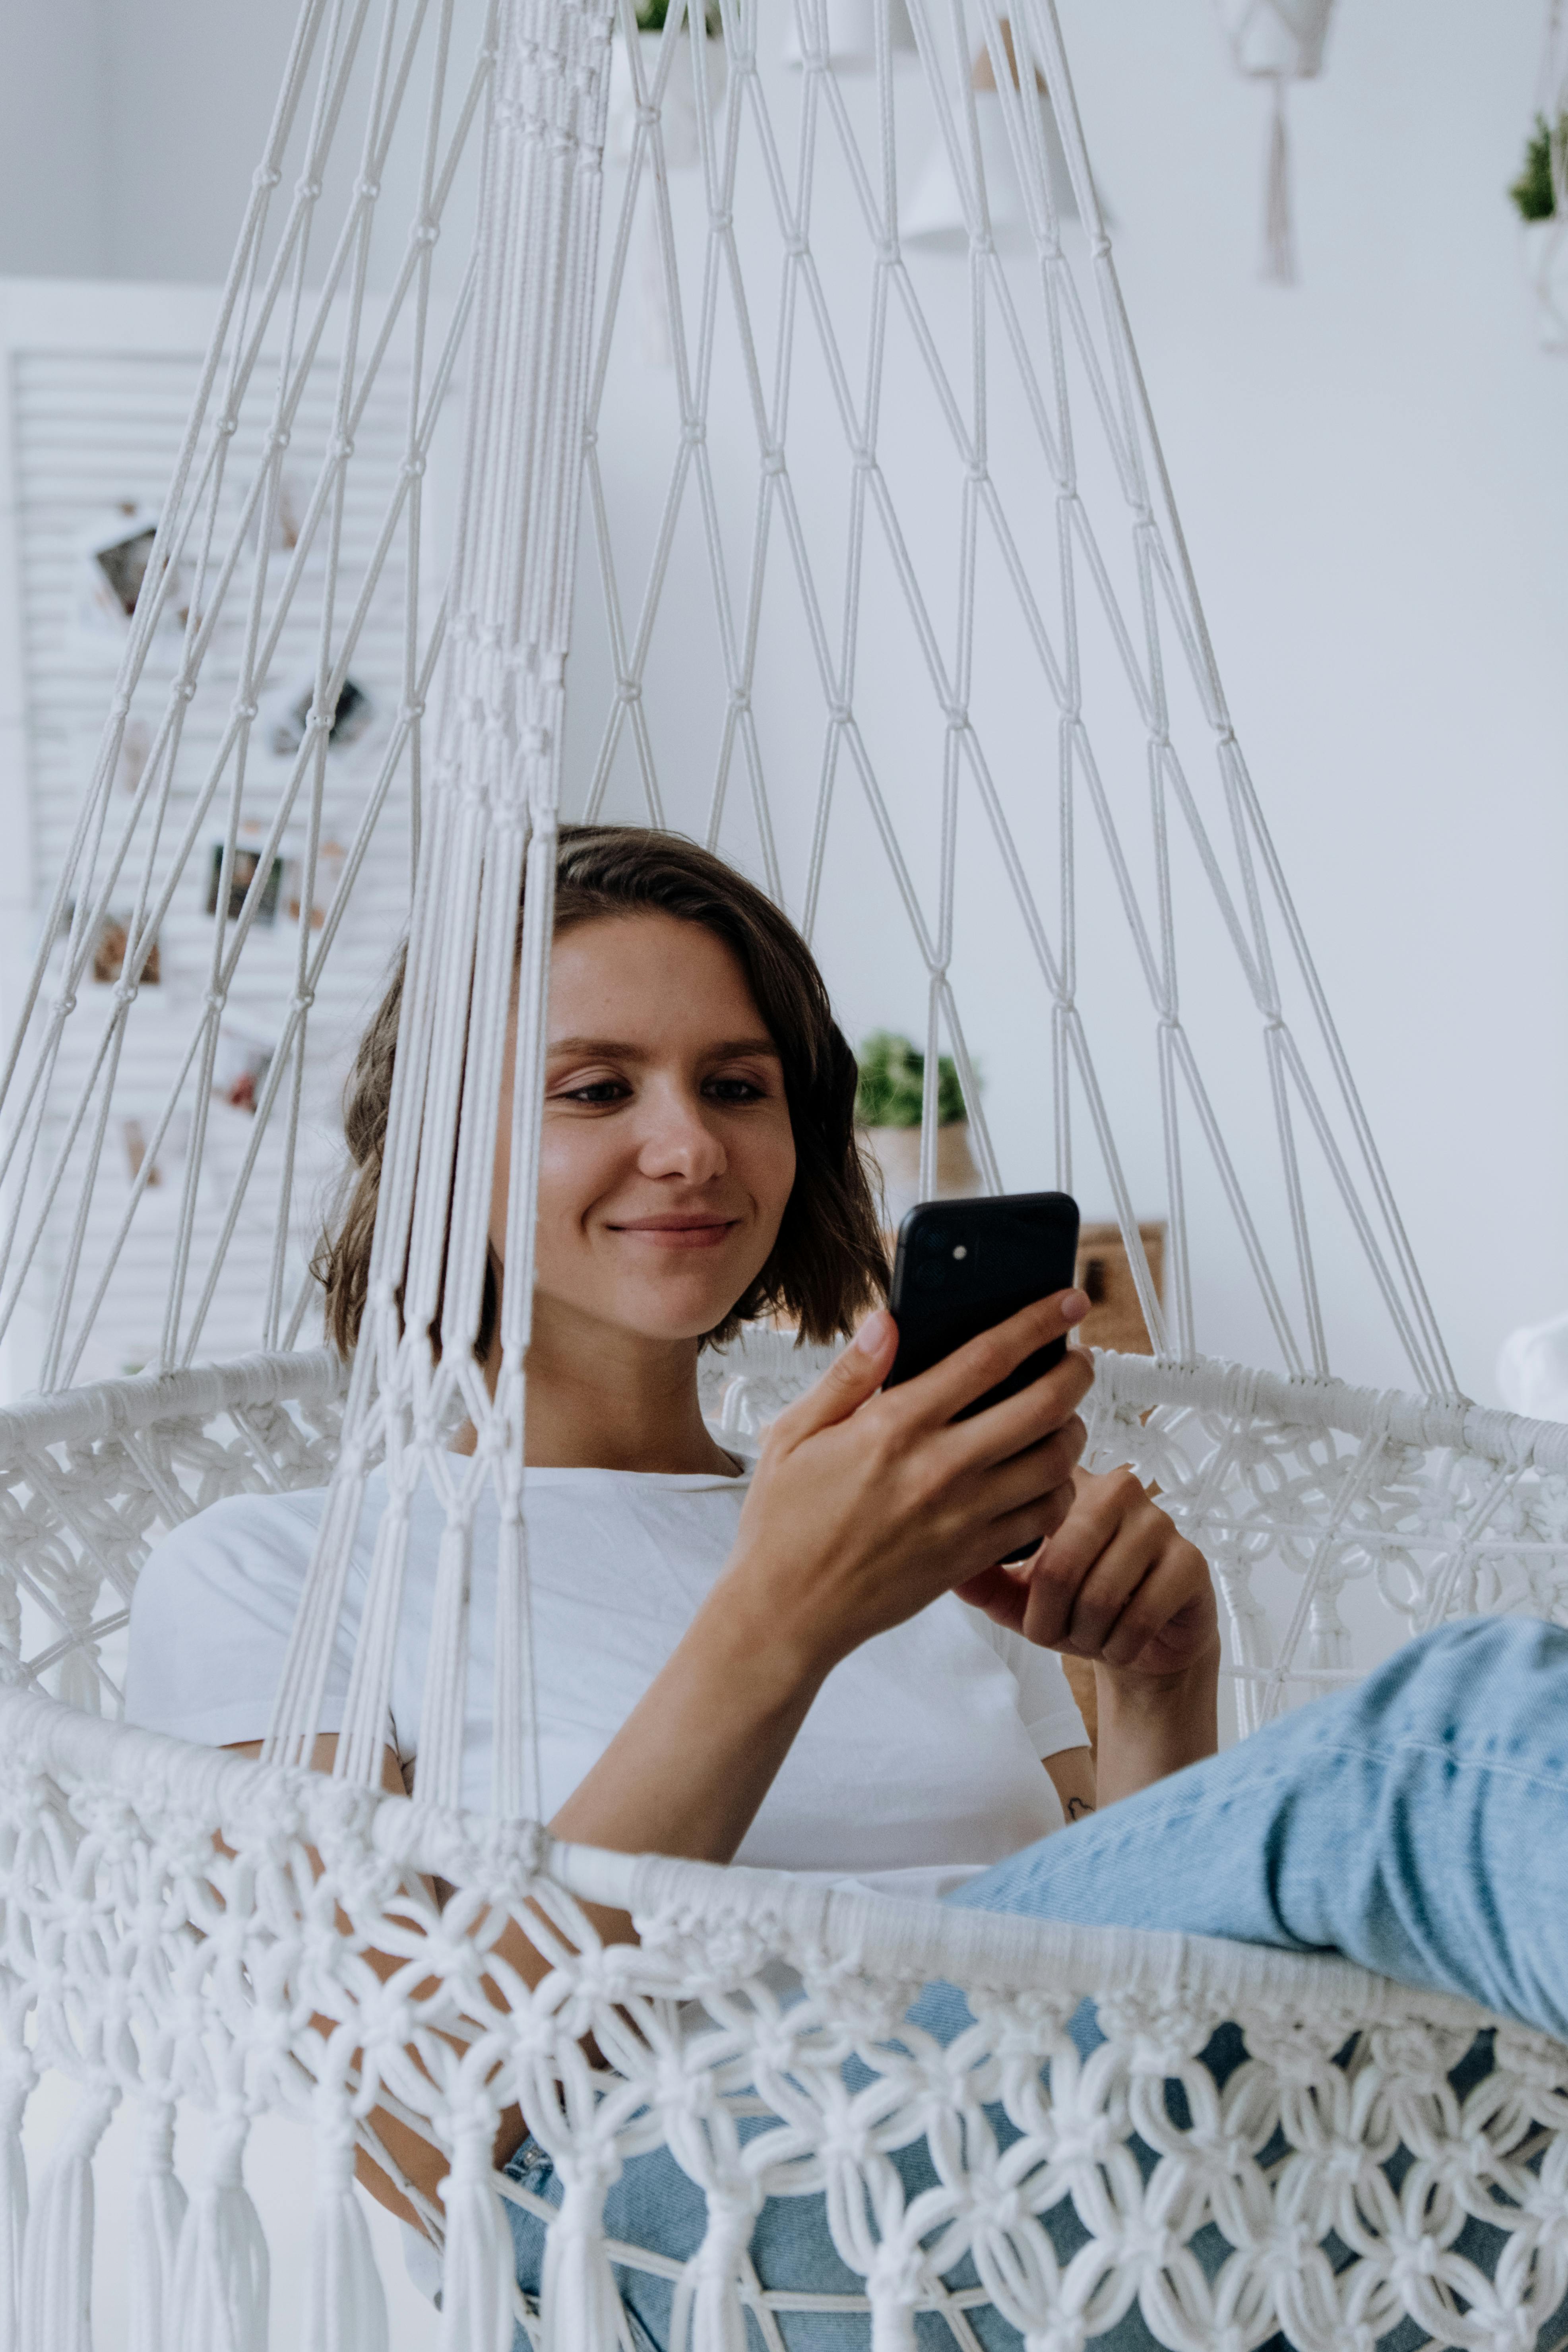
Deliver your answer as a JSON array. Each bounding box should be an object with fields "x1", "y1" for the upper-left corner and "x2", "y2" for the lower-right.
[{"x1": 504, "y1": 1300, "x2": 736, "y2": 1474}]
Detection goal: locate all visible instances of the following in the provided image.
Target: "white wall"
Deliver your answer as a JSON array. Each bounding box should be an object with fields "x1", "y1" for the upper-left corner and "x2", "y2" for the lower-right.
[
  {"x1": 1063, "y1": 0, "x2": 1568, "y2": 1404},
  {"x1": 0, "y1": 0, "x2": 110, "y2": 275}
]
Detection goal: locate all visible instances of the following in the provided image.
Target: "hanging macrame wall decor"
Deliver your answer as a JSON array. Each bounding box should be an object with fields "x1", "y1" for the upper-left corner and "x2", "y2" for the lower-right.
[
  {"x1": 1520, "y1": 0, "x2": 1568, "y2": 348},
  {"x1": 1214, "y1": 0, "x2": 1336, "y2": 283},
  {"x1": 2, "y1": 2, "x2": 1568, "y2": 2348}
]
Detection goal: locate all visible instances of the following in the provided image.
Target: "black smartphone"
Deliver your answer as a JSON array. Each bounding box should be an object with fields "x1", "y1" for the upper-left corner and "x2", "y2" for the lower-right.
[{"x1": 885, "y1": 1190, "x2": 1082, "y2": 1564}]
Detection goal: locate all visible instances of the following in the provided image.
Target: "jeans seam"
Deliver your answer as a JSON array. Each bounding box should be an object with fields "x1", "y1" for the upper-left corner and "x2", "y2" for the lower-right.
[{"x1": 1312, "y1": 1734, "x2": 1568, "y2": 1794}]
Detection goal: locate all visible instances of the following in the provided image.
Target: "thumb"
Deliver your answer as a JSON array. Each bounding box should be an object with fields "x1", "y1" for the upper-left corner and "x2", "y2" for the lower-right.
[{"x1": 775, "y1": 1309, "x2": 898, "y2": 1443}]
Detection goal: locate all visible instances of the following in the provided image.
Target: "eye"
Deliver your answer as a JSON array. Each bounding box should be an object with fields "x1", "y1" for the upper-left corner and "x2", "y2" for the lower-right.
[
  {"x1": 705, "y1": 1075, "x2": 769, "y2": 1105},
  {"x1": 558, "y1": 1077, "x2": 632, "y2": 1106}
]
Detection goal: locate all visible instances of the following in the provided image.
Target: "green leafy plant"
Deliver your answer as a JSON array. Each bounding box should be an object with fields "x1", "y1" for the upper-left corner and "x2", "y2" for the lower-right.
[
  {"x1": 635, "y1": 0, "x2": 723, "y2": 34},
  {"x1": 855, "y1": 1031, "x2": 967, "y2": 1128},
  {"x1": 1511, "y1": 114, "x2": 1563, "y2": 222}
]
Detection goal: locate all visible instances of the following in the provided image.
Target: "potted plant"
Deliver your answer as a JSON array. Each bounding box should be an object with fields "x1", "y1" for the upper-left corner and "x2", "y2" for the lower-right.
[
  {"x1": 855, "y1": 1030, "x2": 979, "y2": 1229},
  {"x1": 607, "y1": 0, "x2": 726, "y2": 171},
  {"x1": 1511, "y1": 112, "x2": 1568, "y2": 352}
]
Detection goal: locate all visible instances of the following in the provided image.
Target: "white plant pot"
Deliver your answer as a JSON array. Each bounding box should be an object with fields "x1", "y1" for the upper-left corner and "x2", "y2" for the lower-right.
[
  {"x1": 783, "y1": 0, "x2": 878, "y2": 70},
  {"x1": 1522, "y1": 216, "x2": 1568, "y2": 353},
  {"x1": 1214, "y1": 0, "x2": 1334, "y2": 79},
  {"x1": 903, "y1": 87, "x2": 1083, "y2": 250},
  {"x1": 606, "y1": 28, "x2": 726, "y2": 171},
  {"x1": 862, "y1": 1123, "x2": 980, "y2": 1232}
]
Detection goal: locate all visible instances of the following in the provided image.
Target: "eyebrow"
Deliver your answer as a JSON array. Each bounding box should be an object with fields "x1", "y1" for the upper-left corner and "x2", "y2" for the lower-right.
[{"x1": 545, "y1": 1035, "x2": 782, "y2": 1062}]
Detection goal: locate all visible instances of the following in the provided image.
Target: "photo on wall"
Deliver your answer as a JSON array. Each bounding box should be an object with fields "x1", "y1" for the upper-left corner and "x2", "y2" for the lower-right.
[
  {"x1": 205, "y1": 839, "x2": 283, "y2": 927},
  {"x1": 209, "y1": 1024, "x2": 275, "y2": 1117},
  {"x1": 266, "y1": 674, "x2": 373, "y2": 758},
  {"x1": 90, "y1": 912, "x2": 160, "y2": 987},
  {"x1": 79, "y1": 503, "x2": 192, "y2": 637},
  {"x1": 120, "y1": 1111, "x2": 190, "y2": 1192},
  {"x1": 283, "y1": 838, "x2": 346, "y2": 931}
]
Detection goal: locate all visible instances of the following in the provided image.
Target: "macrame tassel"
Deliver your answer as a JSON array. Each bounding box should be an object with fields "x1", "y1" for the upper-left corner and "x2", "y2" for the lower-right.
[
  {"x1": 169, "y1": 2115, "x2": 269, "y2": 2352},
  {"x1": 127, "y1": 2096, "x2": 187, "y2": 2352},
  {"x1": 0, "y1": 2053, "x2": 35, "y2": 2352},
  {"x1": 305, "y1": 2106, "x2": 388, "y2": 2352},
  {"x1": 437, "y1": 2129, "x2": 515, "y2": 2352},
  {"x1": 1262, "y1": 75, "x2": 1296, "y2": 283},
  {"x1": 18, "y1": 2086, "x2": 116, "y2": 2352},
  {"x1": 677, "y1": 2207, "x2": 752, "y2": 2352},
  {"x1": 869, "y1": 2287, "x2": 920, "y2": 2352},
  {"x1": 538, "y1": 2171, "x2": 623, "y2": 2352}
]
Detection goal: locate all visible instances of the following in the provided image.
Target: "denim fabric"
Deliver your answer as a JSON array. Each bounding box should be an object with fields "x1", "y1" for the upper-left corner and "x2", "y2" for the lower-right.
[{"x1": 502, "y1": 1617, "x2": 1568, "y2": 2349}]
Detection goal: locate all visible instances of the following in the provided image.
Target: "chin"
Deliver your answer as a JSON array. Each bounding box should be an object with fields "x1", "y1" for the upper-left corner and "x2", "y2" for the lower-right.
[{"x1": 624, "y1": 1291, "x2": 744, "y2": 1344}]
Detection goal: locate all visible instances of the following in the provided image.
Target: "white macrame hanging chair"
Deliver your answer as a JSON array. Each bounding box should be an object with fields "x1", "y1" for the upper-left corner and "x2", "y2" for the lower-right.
[{"x1": 3, "y1": 2, "x2": 1568, "y2": 2347}]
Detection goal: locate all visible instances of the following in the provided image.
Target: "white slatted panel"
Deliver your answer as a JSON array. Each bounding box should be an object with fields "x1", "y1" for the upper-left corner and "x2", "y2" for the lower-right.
[{"x1": 8, "y1": 338, "x2": 424, "y2": 1388}]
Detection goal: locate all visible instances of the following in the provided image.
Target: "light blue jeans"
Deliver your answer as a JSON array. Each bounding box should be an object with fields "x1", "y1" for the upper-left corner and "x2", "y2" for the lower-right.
[{"x1": 502, "y1": 1616, "x2": 1568, "y2": 2348}]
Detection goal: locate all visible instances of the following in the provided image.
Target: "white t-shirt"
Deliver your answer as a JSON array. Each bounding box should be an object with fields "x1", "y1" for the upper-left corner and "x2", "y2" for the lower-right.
[{"x1": 123, "y1": 1457, "x2": 1087, "y2": 1903}]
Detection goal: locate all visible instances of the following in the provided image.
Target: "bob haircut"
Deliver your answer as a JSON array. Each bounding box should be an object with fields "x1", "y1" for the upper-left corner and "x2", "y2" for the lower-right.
[{"x1": 316, "y1": 824, "x2": 890, "y2": 1358}]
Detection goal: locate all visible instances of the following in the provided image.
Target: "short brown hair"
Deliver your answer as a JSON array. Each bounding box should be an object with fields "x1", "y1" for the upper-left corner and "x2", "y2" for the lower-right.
[{"x1": 316, "y1": 825, "x2": 889, "y2": 1357}]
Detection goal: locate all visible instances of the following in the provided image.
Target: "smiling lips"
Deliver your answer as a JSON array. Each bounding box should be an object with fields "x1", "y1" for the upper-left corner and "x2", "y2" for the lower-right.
[{"x1": 609, "y1": 1215, "x2": 741, "y2": 1251}]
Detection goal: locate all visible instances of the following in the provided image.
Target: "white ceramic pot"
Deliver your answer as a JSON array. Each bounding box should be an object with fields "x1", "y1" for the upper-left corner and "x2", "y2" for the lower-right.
[
  {"x1": 782, "y1": 0, "x2": 878, "y2": 71},
  {"x1": 862, "y1": 1122, "x2": 980, "y2": 1232},
  {"x1": 1214, "y1": 0, "x2": 1335, "y2": 79},
  {"x1": 606, "y1": 28, "x2": 726, "y2": 171},
  {"x1": 1522, "y1": 217, "x2": 1568, "y2": 353}
]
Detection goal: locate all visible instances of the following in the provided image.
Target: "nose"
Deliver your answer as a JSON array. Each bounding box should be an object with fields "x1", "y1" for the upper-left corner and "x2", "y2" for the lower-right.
[{"x1": 636, "y1": 1080, "x2": 727, "y2": 1184}]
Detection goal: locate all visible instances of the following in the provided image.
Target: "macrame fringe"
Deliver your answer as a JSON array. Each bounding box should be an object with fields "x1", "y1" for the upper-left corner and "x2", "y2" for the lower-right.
[
  {"x1": 0, "y1": 2053, "x2": 35, "y2": 2352},
  {"x1": 438, "y1": 2131, "x2": 516, "y2": 2352},
  {"x1": 127, "y1": 2096, "x2": 188, "y2": 2352},
  {"x1": 169, "y1": 2115, "x2": 269, "y2": 2352},
  {"x1": 869, "y1": 2283, "x2": 920, "y2": 2352},
  {"x1": 1262, "y1": 75, "x2": 1297, "y2": 283},
  {"x1": 306, "y1": 2107, "x2": 388, "y2": 2352},
  {"x1": 539, "y1": 2172, "x2": 623, "y2": 2352},
  {"x1": 18, "y1": 2087, "x2": 116, "y2": 2352},
  {"x1": 673, "y1": 2208, "x2": 752, "y2": 2352}
]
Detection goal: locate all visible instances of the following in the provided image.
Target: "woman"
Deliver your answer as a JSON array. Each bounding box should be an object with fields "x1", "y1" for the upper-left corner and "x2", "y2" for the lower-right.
[{"x1": 124, "y1": 826, "x2": 1568, "y2": 2344}]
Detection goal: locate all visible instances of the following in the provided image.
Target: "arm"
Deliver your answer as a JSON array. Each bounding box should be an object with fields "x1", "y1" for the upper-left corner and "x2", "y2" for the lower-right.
[{"x1": 1042, "y1": 1744, "x2": 1096, "y2": 1823}]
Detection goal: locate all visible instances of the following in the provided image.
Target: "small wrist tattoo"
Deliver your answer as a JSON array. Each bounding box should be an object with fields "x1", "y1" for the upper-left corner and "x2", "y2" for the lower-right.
[{"x1": 1066, "y1": 1796, "x2": 1095, "y2": 1822}]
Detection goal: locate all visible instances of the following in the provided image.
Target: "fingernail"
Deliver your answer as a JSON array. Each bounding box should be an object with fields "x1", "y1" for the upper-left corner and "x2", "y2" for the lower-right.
[
  {"x1": 1060, "y1": 1289, "x2": 1089, "y2": 1324},
  {"x1": 854, "y1": 1308, "x2": 892, "y2": 1353}
]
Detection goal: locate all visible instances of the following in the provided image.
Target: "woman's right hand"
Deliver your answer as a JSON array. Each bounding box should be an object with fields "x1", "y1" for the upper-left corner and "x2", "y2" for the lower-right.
[{"x1": 719, "y1": 1292, "x2": 1094, "y2": 1686}]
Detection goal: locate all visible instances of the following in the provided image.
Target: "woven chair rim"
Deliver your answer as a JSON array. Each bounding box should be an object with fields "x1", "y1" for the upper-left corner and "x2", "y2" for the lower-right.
[
  {"x1": 2, "y1": 1680, "x2": 1561, "y2": 2065},
  {"x1": 6, "y1": 1338, "x2": 1563, "y2": 1479}
]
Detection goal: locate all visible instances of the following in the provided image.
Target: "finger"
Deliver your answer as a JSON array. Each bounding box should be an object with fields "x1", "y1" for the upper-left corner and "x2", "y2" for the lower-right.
[
  {"x1": 1036, "y1": 1505, "x2": 1164, "y2": 1656},
  {"x1": 1025, "y1": 1472, "x2": 1157, "y2": 1650},
  {"x1": 952, "y1": 1346, "x2": 1095, "y2": 1471},
  {"x1": 894, "y1": 1290, "x2": 1089, "y2": 1428},
  {"x1": 975, "y1": 1475, "x2": 1079, "y2": 1573},
  {"x1": 1099, "y1": 1542, "x2": 1212, "y2": 1671},
  {"x1": 971, "y1": 1422, "x2": 1087, "y2": 1523},
  {"x1": 952, "y1": 1561, "x2": 1032, "y2": 1633},
  {"x1": 771, "y1": 1309, "x2": 898, "y2": 1444}
]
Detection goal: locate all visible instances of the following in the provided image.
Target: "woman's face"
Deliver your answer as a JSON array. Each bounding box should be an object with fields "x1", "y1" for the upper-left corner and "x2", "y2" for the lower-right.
[{"x1": 493, "y1": 912, "x2": 798, "y2": 1349}]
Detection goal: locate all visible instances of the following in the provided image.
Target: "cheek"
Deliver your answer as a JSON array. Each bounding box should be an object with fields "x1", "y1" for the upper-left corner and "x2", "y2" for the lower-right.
[
  {"x1": 532, "y1": 1123, "x2": 618, "y2": 1242},
  {"x1": 747, "y1": 1112, "x2": 797, "y2": 1227}
]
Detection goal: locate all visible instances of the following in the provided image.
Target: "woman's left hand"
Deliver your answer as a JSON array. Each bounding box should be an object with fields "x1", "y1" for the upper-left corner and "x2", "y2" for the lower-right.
[{"x1": 954, "y1": 1465, "x2": 1218, "y2": 1686}]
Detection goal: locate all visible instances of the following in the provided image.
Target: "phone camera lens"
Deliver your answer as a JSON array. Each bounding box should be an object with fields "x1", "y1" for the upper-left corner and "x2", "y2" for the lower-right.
[{"x1": 917, "y1": 1224, "x2": 946, "y2": 1253}]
